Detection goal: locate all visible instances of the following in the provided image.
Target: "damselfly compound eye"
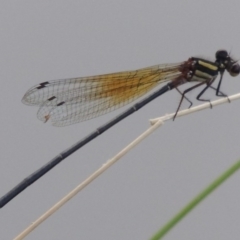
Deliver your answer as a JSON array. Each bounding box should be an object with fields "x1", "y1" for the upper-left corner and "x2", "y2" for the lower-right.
[
  {"x1": 228, "y1": 63, "x2": 240, "y2": 76},
  {"x1": 216, "y1": 50, "x2": 229, "y2": 61}
]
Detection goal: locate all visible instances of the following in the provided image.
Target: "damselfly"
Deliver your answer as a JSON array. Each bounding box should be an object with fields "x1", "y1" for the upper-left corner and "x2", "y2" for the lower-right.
[{"x1": 0, "y1": 50, "x2": 239, "y2": 208}]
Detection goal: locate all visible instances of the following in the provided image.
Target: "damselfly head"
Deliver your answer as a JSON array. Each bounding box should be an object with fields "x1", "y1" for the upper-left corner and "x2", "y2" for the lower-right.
[{"x1": 216, "y1": 50, "x2": 240, "y2": 77}]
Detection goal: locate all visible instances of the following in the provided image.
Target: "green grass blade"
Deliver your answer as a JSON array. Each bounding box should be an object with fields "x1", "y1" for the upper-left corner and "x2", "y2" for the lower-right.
[{"x1": 151, "y1": 159, "x2": 240, "y2": 240}]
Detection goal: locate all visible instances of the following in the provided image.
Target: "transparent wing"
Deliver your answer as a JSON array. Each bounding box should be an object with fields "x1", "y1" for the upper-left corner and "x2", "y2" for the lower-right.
[{"x1": 22, "y1": 62, "x2": 183, "y2": 126}]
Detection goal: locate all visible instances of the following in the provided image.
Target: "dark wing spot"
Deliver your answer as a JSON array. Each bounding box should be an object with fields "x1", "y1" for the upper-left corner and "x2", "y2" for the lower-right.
[
  {"x1": 48, "y1": 96, "x2": 56, "y2": 101},
  {"x1": 37, "y1": 82, "x2": 50, "y2": 89},
  {"x1": 57, "y1": 101, "x2": 65, "y2": 106}
]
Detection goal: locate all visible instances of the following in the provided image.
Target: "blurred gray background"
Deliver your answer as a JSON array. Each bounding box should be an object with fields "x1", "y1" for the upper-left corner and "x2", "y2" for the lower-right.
[{"x1": 1, "y1": 1, "x2": 240, "y2": 239}]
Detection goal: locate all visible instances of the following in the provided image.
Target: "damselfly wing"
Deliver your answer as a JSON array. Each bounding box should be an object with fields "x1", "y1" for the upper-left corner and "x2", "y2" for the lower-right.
[{"x1": 22, "y1": 63, "x2": 182, "y2": 126}]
